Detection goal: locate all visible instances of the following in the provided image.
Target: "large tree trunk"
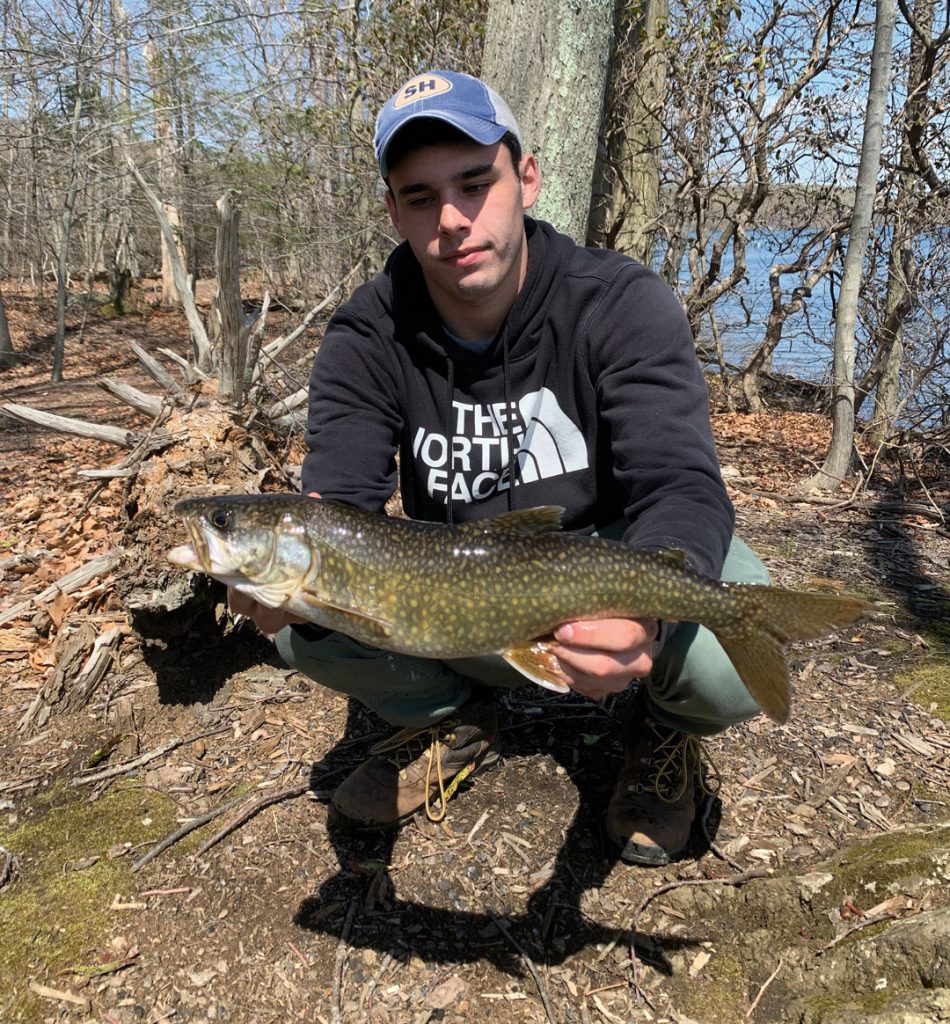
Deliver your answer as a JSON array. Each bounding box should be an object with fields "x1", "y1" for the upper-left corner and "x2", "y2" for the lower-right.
[
  {"x1": 481, "y1": 0, "x2": 615, "y2": 243},
  {"x1": 802, "y1": 0, "x2": 897, "y2": 493}
]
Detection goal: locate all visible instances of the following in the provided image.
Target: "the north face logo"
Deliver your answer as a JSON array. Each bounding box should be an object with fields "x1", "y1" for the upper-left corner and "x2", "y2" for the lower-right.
[
  {"x1": 393, "y1": 74, "x2": 453, "y2": 109},
  {"x1": 411, "y1": 388, "x2": 589, "y2": 504}
]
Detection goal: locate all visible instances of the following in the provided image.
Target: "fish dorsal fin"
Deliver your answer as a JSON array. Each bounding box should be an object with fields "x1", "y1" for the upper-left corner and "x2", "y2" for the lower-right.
[{"x1": 462, "y1": 506, "x2": 565, "y2": 540}]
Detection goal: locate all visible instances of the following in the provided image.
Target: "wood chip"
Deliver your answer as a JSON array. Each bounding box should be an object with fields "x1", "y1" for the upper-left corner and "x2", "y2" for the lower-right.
[{"x1": 28, "y1": 982, "x2": 90, "y2": 1009}]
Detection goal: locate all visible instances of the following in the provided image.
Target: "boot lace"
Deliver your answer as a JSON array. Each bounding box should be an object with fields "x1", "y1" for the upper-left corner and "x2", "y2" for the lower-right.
[
  {"x1": 369, "y1": 719, "x2": 477, "y2": 823},
  {"x1": 639, "y1": 728, "x2": 722, "y2": 804}
]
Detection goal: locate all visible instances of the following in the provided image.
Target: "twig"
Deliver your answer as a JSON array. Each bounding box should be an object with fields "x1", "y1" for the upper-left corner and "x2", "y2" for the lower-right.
[
  {"x1": 816, "y1": 911, "x2": 900, "y2": 954},
  {"x1": 629, "y1": 866, "x2": 773, "y2": 984},
  {"x1": 489, "y1": 914, "x2": 557, "y2": 1024},
  {"x1": 131, "y1": 794, "x2": 248, "y2": 872},
  {"x1": 746, "y1": 956, "x2": 784, "y2": 1018},
  {"x1": 72, "y1": 727, "x2": 228, "y2": 787},
  {"x1": 330, "y1": 902, "x2": 357, "y2": 1024},
  {"x1": 632, "y1": 865, "x2": 773, "y2": 923},
  {"x1": 195, "y1": 781, "x2": 310, "y2": 856}
]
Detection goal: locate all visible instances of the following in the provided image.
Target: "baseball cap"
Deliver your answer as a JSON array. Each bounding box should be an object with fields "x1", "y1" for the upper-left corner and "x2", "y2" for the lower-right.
[{"x1": 374, "y1": 70, "x2": 522, "y2": 176}]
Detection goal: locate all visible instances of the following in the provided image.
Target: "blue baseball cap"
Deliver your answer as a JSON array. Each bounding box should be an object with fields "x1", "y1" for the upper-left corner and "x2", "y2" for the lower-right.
[{"x1": 375, "y1": 70, "x2": 522, "y2": 176}]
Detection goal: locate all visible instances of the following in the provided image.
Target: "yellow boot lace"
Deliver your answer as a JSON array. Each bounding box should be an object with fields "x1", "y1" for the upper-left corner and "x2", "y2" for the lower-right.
[{"x1": 369, "y1": 721, "x2": 480, "y2": 823}]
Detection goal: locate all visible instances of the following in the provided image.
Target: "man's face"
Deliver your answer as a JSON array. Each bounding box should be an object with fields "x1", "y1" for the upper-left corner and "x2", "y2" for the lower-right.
[{"x1": 384, "y1": 140, "x2": 540, "y2": 322}]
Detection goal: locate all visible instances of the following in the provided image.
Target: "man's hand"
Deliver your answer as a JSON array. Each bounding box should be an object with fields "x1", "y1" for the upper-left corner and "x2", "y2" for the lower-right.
[
  {"x1": 228, "y1": 588, "x2": 307, "y2": 635},
  {"x1": 549, "y1": 617, "x2": 659, "y2": 700}
]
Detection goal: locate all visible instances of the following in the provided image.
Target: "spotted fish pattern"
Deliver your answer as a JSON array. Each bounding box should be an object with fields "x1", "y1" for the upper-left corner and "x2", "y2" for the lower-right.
[{"x1": 169, "y1": 494, "x2": 872, "y2": 723}]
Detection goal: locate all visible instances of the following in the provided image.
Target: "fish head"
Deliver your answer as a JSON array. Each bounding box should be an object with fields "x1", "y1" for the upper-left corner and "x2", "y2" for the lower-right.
[{"x1": 168, "y1": 495, "x2": 317, "y2": 609}]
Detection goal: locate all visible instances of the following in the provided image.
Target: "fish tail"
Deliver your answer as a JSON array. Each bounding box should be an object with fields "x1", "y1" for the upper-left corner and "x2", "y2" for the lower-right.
[{"x1": 715, "y1": 587, "x2": 872, "y2": 725}]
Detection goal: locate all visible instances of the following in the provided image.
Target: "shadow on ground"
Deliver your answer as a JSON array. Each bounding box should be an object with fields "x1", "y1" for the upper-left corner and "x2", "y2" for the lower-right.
[
  {"x1": 293, "y1": 692, "x2": 719, "y2": 975},
  {"x1": 862, "y1": 498, "x2": 950, "y2": 653}
]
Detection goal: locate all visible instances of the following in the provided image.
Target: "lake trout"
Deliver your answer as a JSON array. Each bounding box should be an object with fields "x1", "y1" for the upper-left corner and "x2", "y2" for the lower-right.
[{"x1": 168, "y1": 493, "x2": 871, "y2": 724}]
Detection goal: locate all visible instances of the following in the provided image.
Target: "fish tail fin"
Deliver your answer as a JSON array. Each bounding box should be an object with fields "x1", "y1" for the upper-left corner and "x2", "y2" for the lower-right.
[{"x1": 715, "y1": 588, "x2": 872, "y2": 725}]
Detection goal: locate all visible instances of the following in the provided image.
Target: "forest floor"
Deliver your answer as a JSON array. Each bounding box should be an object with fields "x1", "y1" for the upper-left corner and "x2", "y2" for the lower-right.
[{"x1": 0, "y1": 286, "x2": 949, "y2": 1024}]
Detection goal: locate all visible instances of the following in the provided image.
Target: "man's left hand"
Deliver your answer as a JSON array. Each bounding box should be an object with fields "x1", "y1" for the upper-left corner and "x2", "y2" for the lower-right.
[{"x1": 550, "y1": 618, "x2": 659, "y2": 700}]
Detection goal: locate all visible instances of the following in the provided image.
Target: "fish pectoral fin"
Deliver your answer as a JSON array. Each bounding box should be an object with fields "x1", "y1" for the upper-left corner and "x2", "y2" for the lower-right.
[
  {"x1": 296, "y1": 589, "x2": 395, "y2": 638},
  {"x1": 502, "y1": 641, "x2": 570, "y2": 694}
]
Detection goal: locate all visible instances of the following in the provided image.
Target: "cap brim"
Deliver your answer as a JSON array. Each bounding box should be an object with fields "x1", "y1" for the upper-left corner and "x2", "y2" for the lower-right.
[{"x1": 378, "y1": 112, "x2": 509, "y2": 176}]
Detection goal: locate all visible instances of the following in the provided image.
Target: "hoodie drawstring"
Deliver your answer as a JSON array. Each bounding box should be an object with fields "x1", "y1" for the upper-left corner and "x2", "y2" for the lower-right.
[
  {"x1": 443, "y1": 324, "x2": 516, "y2": 525},
  {"x1": 502, "y1": 329, "x2": 516, "y2": 512}
]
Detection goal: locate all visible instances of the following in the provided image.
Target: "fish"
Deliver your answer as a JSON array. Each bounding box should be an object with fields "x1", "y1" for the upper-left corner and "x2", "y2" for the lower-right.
[{"x1": 168, "y1": 493, "x2": 872, "y2": 724}]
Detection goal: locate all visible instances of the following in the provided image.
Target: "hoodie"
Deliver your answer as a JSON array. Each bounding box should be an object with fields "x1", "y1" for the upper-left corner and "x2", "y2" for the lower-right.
[{"x1": 301, "y1": 218, "x2": 734, "y2": 578}]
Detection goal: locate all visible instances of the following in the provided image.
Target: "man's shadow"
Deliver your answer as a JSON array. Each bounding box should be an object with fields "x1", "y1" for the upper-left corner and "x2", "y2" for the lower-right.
[{"x1": 293, "y1": 689, "x2": 720, "y2": 974}]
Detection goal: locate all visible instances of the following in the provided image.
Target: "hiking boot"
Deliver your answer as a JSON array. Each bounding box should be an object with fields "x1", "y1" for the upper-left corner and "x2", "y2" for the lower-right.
[
  {"x1": 330, "y1": 696, "x2": 500, "y2": 830},
  {"x1": 607, "y1": 688, "x2": 718, "y2": 866}
]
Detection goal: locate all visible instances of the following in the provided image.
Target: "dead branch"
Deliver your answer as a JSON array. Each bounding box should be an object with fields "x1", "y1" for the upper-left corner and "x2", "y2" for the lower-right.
[
  {"x1": 70, "y1": 727, "x2": 227, "y2": 788},
  {"x1": 489, "y1": 913, "x2": 558, "y2": 1024},
  {"x1": 18, "y1": 624, "x2": 122, "y2": 733},
  {"x1": 0, "y1": 550, "x2": 121, "y2": 625},
  {"x1": 2, "y1": 402, "x2": 138, "y2": 447},
  {"x1": 124, "y1": 152, "x2": 213, "y2": 370},
  {"x1": 129, "y1": 341, "x2": 186, "y2": 398},
  {"x1": 195, "y1": 781, "x2": 311, "y2": 856},
  {"x1": 131, "y1": 792, "x2": 249, "y2": 872},
  {"x1": 331, "y1": 903, "x2": 358, "y2": 1024},
  {"x1": 98, "y1": 376, "x2": 164, "y2": 417}
]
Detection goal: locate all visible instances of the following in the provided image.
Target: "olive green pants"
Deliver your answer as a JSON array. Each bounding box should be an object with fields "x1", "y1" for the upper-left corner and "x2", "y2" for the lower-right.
[{"x1": 274, "y1": 532, "x2": 771, "y2": 737}]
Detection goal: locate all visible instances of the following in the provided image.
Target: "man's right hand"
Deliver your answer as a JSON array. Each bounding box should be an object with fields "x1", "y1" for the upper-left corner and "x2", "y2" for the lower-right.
[{"x1": 228, "y1": 588, "x2": 307, "y2": 635}]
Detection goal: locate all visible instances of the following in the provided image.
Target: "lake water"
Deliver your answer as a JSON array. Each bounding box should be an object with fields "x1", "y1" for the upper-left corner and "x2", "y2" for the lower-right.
[{"x1": 664, "y1": 229, "x2": 949, "y2": 426}]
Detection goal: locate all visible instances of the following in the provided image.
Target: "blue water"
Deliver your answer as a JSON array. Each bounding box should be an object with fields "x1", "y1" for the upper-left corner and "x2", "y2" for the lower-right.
[{"x1": 662, "y1": 228, "x2": 949, "y2": 427}]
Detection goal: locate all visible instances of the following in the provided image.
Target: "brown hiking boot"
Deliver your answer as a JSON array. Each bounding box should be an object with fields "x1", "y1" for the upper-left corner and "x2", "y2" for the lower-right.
[
  {"x1": 607, "y1": 689, "x2": 719, "y2": 866},
  {"x1": 330, "y1": 697, "x2": 500, "y2": 830}
]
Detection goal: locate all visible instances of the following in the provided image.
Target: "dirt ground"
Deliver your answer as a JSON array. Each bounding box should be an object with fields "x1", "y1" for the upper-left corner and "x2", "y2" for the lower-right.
[{"x1": 0, "y1": 287, "x2": 948, "y2": 1024}]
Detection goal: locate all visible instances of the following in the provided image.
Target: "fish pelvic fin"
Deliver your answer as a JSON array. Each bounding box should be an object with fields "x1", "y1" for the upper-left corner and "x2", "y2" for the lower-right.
[
  {"x1": 717, "y1": 587, "x2": 873, "y2": 725},
  {"x1": 502, "y1": 641, "x2": 571, "y2": 694}
]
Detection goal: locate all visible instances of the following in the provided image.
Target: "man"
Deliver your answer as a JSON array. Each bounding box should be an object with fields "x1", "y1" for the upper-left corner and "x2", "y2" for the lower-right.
[{"x1": 231, "y1": 70, "x2": 769, "y2": 866}]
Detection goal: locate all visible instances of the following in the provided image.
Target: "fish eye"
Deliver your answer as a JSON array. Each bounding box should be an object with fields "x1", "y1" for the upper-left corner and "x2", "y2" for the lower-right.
[{"x1": 210, "y1": 509, "x2": 232, "y2": 531}]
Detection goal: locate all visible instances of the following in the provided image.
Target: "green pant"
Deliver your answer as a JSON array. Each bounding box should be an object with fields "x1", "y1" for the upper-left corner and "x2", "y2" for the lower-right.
[{"x1": 275, "y1": 534, "x2": 770, "y2": 736}]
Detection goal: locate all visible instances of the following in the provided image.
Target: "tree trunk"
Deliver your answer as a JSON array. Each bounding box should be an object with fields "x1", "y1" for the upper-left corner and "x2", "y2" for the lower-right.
[
  {"x1": 865, "y1": 0, "x2": 935, "y2": 444},
  {"x1": 0, "y1": 287, "x2": 16, "y2": 369},
  {"x1": 588, "y1": 0, "x2": 668, "y2": 261},
  {"x1": 52, "y1": 89, "x2": 85, "y2": 383},
  {"x1": 144, "y1": 38, "x2": 188, "y2": 309},
  {"x1": 481, "y1": 0, "x2": 615, "y2": 242},
  {"x1": 802, "y1": 0, "x2": 897, "y2": 493},
  {"x1": 213, "y1": 191, "x2": 249, "y2": 408}
]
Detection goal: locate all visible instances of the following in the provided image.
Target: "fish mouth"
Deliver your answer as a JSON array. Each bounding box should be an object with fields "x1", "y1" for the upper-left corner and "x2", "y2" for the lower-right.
[
  {"x1": 167, "y1": 543, "x2": 204, "y2": 571},
  {"x1": 168, "y1": 519, "x2": 213, "y2": 572}
]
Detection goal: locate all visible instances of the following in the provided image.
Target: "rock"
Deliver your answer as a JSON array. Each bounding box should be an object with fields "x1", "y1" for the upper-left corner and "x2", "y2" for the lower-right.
[{"x1": 425, "y1": 975, "x2": 467, "y2": 1010}]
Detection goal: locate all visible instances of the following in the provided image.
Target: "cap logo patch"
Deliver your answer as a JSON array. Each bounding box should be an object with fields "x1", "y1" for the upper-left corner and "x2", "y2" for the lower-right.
[{"x1": 392, "y1": 74, "x2": 453, "y2": 109}]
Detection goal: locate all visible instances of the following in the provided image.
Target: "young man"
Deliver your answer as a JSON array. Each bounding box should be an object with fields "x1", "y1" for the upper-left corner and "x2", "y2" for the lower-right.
[{"x1": 231, "y1": 70, "x2": 769, "y2": 866}]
